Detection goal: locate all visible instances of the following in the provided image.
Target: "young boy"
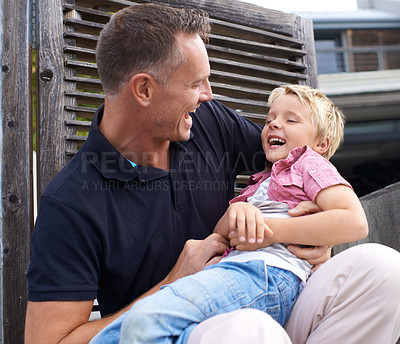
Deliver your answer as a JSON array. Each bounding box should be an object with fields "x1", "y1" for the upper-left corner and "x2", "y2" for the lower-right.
[{"x1": 90, "y1": 85, "x2": 368, "y2": 344}]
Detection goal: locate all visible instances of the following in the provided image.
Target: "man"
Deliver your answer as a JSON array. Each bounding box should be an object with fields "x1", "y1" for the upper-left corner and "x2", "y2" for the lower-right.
[{"x1": 25, "y1": 4, "x2": 400, "y2": 344}]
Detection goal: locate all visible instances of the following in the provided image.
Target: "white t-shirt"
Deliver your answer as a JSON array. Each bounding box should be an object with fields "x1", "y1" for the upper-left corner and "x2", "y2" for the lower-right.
[{"x1": 220, "y1": 177, "x2": 312, "y2": 284}]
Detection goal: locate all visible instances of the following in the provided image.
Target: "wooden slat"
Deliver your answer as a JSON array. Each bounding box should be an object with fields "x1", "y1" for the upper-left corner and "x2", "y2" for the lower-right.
[
  {"x1": 0, "y1": 1, "x2": 32, "y2": 343},
  {"x1": 237, "y1": 111, "x2": 266, "y2": 125},
  {"x1": 209, "y1": 34, "x2": 306, "y2": 58},
  {"x1": 209, "y1": 57, "x2": 307, "y2": 82},
  {"x1": 63, "y1": 3, "x2": 112, "y2": 23},
  {"x1": 64, "y1": 59, "x2": 98, "y2": 78},
  {"x1": 210, "y1": 70, "x2": 285, "y2": 90},
  {"x1": 64, "y1": 76, "x2": 103, "y2": 93},
  {"x1": 66, "y1": 134, "x2": 88, "y2": 143},
  {"x1": 206, "y1": 45, "x2": 307, "y2": 72},
  {"x1": 210, "y1": 82, "x2": 269, "y2": 101},
  {"x1": 75, "y1": 0, "x2": 136, "y2": 13},
  {"x1": 64, "y1": 45, "x2": 96, "y2": 63},
  {"x1": 65, "y1": 91, "x2": 105, "y2": 106},
  {"x1": 213, "y1": 94, "x2": 269, "y2": 113},
  {"x1": 141, "y1": 0, "x2": 296, "y2": 36},
  {"x1": 64, "y1": 17, "x2": 104, "y2": 34},
  {"x1": 210, "y1": 18, "x2": 303, "y2": 48},
  {"x1": 65, "y1": 119, "x2": 92, "y2": 131},
  {"x1": 63, "y1": 31, "x2": 99, "y2": 49},
  {"x1": 64, "y1": 105, "x2": 97, "y2": 118}
]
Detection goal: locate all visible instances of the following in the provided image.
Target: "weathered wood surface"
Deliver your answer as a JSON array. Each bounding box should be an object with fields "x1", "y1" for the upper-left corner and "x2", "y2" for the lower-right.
[
  {"x1": 142, "y1": 0, "x2": 296, "y2": 35},
  {"x1": 36, "y1": 0, "x2": 77, "y2": 197},
  {"x1": 335, "y1": 181, "x2": 400, "y2": 255},
  {"x1": 0, "y1": 0, "x2": 32, "y2": 343}
]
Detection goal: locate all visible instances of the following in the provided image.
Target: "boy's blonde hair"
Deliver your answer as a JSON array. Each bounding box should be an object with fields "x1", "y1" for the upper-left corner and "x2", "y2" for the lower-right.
[{"x1": 268, "y1": 84, "x2": 345, "y2": 160}]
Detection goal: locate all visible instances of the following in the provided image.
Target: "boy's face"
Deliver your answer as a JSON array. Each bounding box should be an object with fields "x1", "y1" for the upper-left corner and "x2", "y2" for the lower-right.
[{"x1": 261, "y1": 94, "x2": 320, "y2": 164}]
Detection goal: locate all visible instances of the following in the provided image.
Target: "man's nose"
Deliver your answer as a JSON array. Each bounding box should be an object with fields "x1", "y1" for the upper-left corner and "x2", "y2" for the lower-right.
[{"x1": 199, "y1": 78, "x2": 213, "y2": 102}]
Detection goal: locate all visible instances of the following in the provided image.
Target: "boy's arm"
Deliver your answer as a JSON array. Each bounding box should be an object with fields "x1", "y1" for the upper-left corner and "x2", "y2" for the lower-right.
[{"x1": 259, "y1": 185, "x2": 368, "y2": 247}]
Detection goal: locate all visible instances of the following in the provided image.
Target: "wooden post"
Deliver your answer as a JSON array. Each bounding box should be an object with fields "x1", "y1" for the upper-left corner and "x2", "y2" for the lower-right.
[
  {"x1": 36, "y1": 0, "x2": 75, "y2": 196},
  {"x1": 294, "y1": 16, "x2": 319, "y2": 89},
  {"x1": 0, "y1": 0, "x2": 32, "y2": 342}
]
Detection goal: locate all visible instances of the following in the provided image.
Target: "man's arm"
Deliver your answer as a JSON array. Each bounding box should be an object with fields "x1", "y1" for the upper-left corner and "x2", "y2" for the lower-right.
[
  {"x1": 24, "y1": 233, "x2": 229, "y2": 344},
  {"x1": 25, "y1": 300, "x2": 121, "y2": 344}
]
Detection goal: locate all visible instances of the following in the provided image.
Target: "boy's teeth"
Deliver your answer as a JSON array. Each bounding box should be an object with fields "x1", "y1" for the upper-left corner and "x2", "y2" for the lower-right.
[{"x1": 269, "y1": 138, "x2": 285, "y2": 145}]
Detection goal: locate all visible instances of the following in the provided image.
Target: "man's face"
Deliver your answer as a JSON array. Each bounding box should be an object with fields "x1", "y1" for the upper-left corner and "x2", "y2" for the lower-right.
[{"x1": 150, "y1": 33, "x2": 213, "y2": 142}]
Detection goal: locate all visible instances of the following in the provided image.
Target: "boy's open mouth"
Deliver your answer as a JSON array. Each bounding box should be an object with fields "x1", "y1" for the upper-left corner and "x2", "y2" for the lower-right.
[{"x1": 269, "y1": 137, "x2": 286, "y2": 147}]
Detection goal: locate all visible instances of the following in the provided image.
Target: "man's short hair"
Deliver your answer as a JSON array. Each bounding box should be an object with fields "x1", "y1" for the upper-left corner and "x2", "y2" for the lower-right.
[{"x1": 96, "y1": 3, "x2": 211, "y2": 96}]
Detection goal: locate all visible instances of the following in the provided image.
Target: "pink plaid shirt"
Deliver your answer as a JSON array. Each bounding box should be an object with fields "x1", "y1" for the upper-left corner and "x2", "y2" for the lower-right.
[{"x1": 231, "y1": 145, "x2": 351, "y2": 209}]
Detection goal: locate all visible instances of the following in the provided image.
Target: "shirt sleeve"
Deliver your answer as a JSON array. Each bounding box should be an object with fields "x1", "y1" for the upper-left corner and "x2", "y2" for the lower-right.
[
  {"x1": 206, "y1": 100, "x2": 266, "y2": 175},
  {"x1": 301, "y1": 154, "x2": 353, "y2": 202},
  {"x1": 27, "y1": 195, "x2": 101, "y2": 301}
]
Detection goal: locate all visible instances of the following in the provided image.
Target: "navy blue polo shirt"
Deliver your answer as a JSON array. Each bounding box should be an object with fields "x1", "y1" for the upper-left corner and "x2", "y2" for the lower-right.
[{"x1": 27, "y1": 99, "x2": 265, "y2": 316}]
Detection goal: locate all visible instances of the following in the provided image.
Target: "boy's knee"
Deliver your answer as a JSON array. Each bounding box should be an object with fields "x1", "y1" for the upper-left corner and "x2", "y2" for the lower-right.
[{"x1": 120, "y1": 306, "x2": 157, "y2": 342}]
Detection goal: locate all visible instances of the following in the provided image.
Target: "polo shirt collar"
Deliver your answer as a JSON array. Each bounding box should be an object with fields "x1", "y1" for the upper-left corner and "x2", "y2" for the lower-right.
[{"x1": 83, "y1": 104, "x2": 192, "y2": 182}]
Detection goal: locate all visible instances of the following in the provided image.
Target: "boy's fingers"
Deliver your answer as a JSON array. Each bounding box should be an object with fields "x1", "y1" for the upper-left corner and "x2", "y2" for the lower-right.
[
  {"x1": 236, "y1": 211, "x2": 246, "y2": 242},
  {"x1": 228, "y1": 211, "x2": 238, "y2": 232},
  {"x1": 246, "y1": 214, "x2": 256, "y2": 243},
  {"x1": 256, "y1": 217, "x2": 265, "y2": 243}
]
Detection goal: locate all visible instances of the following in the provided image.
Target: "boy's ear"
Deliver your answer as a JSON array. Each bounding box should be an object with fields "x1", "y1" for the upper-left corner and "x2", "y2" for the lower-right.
[
  {"x1": 129, "y1": 73, "x2": 155, "y2": 107},
  {"x1": 314, "y1": 137, "x2": 330, "y2": 155}
]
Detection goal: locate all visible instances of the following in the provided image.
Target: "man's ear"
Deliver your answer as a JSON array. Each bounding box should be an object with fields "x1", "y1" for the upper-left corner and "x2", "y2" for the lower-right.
[
  {"x1": 129, "y1": 73, "x2": 155, "y2": 107},
  {"x1": 314, "y1": 137, "x2": 330, "y2": 155}
]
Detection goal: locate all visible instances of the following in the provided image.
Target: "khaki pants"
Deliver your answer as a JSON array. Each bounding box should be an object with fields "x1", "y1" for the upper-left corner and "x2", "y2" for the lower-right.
[{"x1": 188, "y1": 244, "x2": 400, "y2": 344}]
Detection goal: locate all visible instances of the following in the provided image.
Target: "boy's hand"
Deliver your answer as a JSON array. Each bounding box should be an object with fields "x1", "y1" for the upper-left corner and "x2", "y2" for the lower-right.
[
  {"x1": 227, "y1": 202, "x2": 273, "y2": 245},
  {"x1": 229, "y1": 230, "x2": 274, "y2": 251}
]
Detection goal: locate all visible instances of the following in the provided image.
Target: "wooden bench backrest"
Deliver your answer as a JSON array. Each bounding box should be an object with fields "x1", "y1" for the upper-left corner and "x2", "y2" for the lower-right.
[{"x1": 36, "y1": 0, "x2": 318, "y2": 195}]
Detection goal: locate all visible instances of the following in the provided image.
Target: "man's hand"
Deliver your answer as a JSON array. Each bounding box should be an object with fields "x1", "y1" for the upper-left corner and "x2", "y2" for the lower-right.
[
  {"x1": 288, "y1": 200, "x2": 322, "y2": 217},
  {"x1": 286, "y1": 245, "x2": 332, "y2": 271},
  {"x1": 287, "y1": 200, "x2": 331, "y2": 270},
  {"x1": 166, "y1": 233, "x2": 229, "y2": 284}
]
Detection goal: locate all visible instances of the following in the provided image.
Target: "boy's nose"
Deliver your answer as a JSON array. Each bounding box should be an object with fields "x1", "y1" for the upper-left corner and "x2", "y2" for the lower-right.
[{"x1": 269, "y1": 120, "x2": 281, "y2": 129}]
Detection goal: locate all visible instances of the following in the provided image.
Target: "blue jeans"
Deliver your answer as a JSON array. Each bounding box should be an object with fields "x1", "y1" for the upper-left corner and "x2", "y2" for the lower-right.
[{"x1": 90, "y1": 261, "x2": 299, "y2": 344}]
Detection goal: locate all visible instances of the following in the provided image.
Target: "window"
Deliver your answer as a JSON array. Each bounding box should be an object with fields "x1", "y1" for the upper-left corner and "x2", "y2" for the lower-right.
[
  {"x1": 315, "y1": 33, "x2": 345, "y2": 74},
  {"x1": 315, "y1": 29, "x2": 400, "y2": 74}
]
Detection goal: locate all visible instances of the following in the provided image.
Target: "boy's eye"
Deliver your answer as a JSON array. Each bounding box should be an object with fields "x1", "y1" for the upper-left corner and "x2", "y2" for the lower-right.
[{"x1": 287, "y1": 119, "x2": 297, "y2": 123}]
